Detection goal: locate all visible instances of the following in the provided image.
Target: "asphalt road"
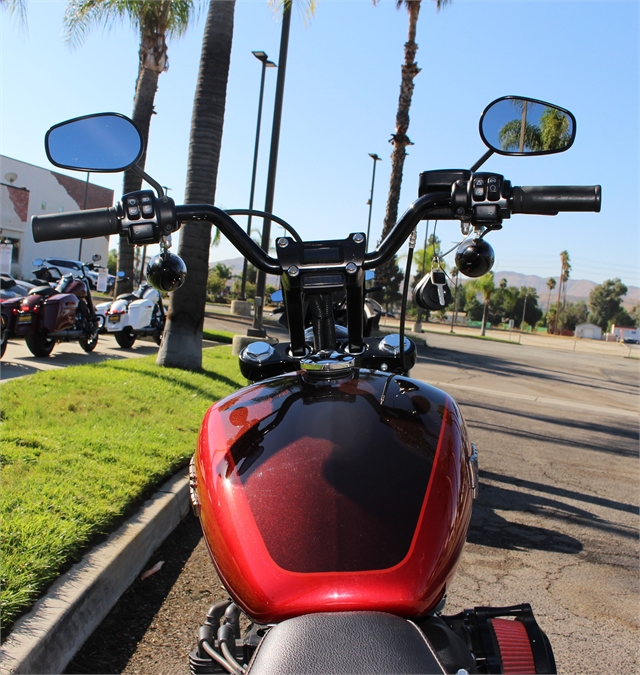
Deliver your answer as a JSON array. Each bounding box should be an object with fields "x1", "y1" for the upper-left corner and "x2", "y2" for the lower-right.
[{"x1": 5, "y1": 318, "x2": 638, "y2": 674}]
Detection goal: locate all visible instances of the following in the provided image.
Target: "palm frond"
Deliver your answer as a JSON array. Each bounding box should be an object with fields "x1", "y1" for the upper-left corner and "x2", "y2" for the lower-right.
[
  {"x1": 63, "y1": 0, "x2": 199, "y2": 49},
  {"x1": 268, "y1": 0, "x2": 317, "y2": 27},
  {"x1": 1, "y1": 0, "x2": 28, "y2": 29}
]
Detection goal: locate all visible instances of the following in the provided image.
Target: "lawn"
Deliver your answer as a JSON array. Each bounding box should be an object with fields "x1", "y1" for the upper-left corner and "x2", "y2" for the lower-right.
[{"x1": 0, "y1": 346, "x2": 244, "y2": 632}]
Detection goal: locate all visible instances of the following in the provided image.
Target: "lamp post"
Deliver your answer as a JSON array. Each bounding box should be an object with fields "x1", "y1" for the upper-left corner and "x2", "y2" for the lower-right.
[
  {"x1": 250, "y1": 5, "x2": 292, "y2": 337},
  {"x1": 239, "y1": 51, "x2": 277, "y2": 301},
  {"x1": 366, "y1": 153, "x2": 381, "y2": 246}
]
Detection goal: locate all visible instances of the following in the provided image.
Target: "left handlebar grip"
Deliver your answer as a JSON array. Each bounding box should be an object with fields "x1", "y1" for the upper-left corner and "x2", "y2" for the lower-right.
[{"x1": 32, "y1": 207, "x2": 120, "y2": 242}]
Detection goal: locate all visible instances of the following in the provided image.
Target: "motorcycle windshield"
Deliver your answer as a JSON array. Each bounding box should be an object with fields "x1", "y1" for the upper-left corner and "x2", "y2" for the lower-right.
[{"x1": 206, "y1": 371, "x2": 448, "y2": 574}]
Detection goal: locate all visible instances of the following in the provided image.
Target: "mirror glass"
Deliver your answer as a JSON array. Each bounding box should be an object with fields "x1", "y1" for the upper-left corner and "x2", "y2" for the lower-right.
[
  {"x1": 45, "y1": 114, "x2": 143, "y2": 172},
  {"x1": 270, "y1": 289, "x2": 283, "y2": 303},
  {"x1": 480, "y1": 97, "x2": 575, "y2": 156}
]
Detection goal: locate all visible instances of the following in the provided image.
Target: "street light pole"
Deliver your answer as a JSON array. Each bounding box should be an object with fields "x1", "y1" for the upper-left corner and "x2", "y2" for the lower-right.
[
  {"x1": 240, "y1": 51, "x2": 276, "y2": 301},
  {"x1": 366, "y1": 153, "x2": 381, "y2": 246},
  {"x1": 250, "y1": 5, "x2": 292, "y2": 337}
]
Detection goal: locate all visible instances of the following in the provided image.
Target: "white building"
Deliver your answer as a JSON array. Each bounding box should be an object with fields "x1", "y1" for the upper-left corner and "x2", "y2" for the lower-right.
[
  {"x1": 0, "y1": 155, "x2": 114, "y2": 280},
  {"x1": 574, "y1": 323, "x2": 602, "y2": 340},
  {"x1": 610, "y1": 324, "x2": 639, "y2": 343}
]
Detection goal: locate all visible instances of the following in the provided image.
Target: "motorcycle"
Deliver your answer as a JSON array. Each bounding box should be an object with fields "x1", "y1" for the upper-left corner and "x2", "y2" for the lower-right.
[
  {"x1": 14, "y1": 259, "x2": 103, "y2": 357},
  {"x1": 95, "y1": 274, "x2": 166, "y2": 348},
  {"x1": 33, "y1": 97, "x2": 600, "y2": 674},
  {"x1": 1, "y1": 296, "x2": 21, "y2": 359}
]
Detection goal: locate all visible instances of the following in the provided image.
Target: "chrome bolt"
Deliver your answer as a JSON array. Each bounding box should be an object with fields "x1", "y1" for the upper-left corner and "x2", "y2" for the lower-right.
[
  {"x1": 288, "y1": 265, "x2": 299, "y2": 277},
  {"x1": 346, "y1": 262, "x2": 357, "y2": 274},
  {"x1": 353, "y1": 233, "x2": 365, "y2": 244},
  {"x1": 277, "y1": 238, "x2": 288, "y2": 248}
]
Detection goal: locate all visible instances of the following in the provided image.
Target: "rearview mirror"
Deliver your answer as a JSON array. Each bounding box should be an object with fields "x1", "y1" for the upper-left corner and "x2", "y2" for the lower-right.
[
  {"x1": 45, "y1": 113, "x2": 144, "y2": 172},
  {"x1": 480, "y1": 97, "x2": 576, "y2": 156}
]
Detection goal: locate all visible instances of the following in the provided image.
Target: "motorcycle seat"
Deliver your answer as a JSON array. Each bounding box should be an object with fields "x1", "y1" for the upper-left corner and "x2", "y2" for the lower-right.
[
  {"x1": 116, "y1": 293, "x2": 139, "y2": 301},
  {"x1": 245, "y1": 611, "x2": 446, "y2": 675},
  {"x1": 28, "y1": 286, "x2": 58, "y2": 298}
]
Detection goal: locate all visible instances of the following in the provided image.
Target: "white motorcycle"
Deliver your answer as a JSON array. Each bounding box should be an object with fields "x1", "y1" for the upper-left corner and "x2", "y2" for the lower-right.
[{"x1": 95, "y1": 276, "x2": 165, "y2": 348}]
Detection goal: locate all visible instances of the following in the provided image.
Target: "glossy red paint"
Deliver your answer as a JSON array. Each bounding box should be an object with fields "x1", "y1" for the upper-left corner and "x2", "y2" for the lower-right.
[{"x1": 195, "y1": 370, "x2": 473, "y2": 624}]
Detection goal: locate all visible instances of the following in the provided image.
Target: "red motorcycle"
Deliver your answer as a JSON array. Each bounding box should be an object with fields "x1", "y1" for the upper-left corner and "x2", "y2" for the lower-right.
[
  {"x1": 14, "y1": 261, "x2": 102, "y2": 357},
  {"x1": 33, "y1": 97, "x2": 600, "y2": 674}
]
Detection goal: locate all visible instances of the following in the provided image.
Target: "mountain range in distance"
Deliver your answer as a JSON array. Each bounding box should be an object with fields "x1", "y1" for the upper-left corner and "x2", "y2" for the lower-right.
[
  {"x1": 492, "y1": 271, "x2": 639, "y2": 309},
  {"x1": 212, "y1": 257, "x2": 639, "y2": 309}
]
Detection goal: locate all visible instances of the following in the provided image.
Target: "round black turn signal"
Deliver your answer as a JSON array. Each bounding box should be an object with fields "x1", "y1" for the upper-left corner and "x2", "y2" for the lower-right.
[
  {"x1": 455, "y1": 238, "x2": 495, "y2": 278},
  {"x1": 146, "y1": 252, "x2": 187, "y2": 292}
]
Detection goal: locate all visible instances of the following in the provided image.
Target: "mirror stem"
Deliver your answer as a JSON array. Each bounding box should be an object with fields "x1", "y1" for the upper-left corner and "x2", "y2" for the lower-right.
[
  {"x1": 132, "y1": 165, "x2": 165, "y2": 198},
  {"x1": 470, "y1": 148, "x2": 494, "y2": 173}
]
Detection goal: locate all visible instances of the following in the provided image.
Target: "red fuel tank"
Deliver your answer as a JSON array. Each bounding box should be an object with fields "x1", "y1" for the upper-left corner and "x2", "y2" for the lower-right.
[{"x1": 194, "y1": 369, "x2": 474, "y2": 624}]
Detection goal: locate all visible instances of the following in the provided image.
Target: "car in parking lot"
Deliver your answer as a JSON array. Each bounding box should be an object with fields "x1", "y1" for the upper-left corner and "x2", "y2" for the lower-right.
[{"x1": 39, "y1": 257, "x2": 115, "y2": 292}]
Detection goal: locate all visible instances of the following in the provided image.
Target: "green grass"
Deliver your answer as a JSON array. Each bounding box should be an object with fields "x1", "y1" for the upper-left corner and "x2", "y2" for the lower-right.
[{"x1": 0, "y1": 346, "x2": 244, "y2": 631}]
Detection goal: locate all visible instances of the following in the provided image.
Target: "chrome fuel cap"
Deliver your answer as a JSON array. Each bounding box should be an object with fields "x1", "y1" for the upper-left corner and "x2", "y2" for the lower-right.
[{"x1": 300, "y1": 352, "x2": 355, "y2": 378}]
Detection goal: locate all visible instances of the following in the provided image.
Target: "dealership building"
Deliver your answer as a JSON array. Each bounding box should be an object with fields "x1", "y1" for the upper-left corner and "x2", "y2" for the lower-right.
[{"x1": 0, "y1": 155, "x2": 114, "y2": 280}]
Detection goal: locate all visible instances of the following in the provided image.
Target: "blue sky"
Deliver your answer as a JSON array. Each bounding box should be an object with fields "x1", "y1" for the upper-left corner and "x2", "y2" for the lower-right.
[{"x1": 1, "y1": 0, "x2": 638, "y2": 288}]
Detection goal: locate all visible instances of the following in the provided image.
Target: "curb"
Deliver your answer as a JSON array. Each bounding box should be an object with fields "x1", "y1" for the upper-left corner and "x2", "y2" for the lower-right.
[{"x1": 0, "y1": 468, "x2": 191, "y2": 675}]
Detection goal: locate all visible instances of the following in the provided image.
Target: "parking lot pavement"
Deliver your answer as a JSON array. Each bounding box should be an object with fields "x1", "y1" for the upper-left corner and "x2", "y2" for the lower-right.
[{"x1": 0, "y1": 335, "x2": 159, "y2": 381}]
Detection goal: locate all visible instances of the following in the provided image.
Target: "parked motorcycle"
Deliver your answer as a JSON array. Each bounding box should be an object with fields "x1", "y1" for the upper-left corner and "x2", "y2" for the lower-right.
[
  {"x1": 0, "y1": 297, "x2": 21, "y2": 359},
  {"x1": 95, "y1": 274, "x2": 165, "y2": 348},
  {"x1": 33, "y1": 97, "x2": 600, "y2": 674},
  {"x1": 14, "y1": 259, "x2": 103, "y2": 357}
]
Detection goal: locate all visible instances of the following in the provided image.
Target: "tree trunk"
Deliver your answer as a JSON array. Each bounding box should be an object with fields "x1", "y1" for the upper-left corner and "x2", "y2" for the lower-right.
[
  {"x1": 481, "y1": 300, "x2": 488, "y2": 337},
  {"x1": 156, "y1": 0, "x2": 235, "y2": 370},
  {"x1": 116, "y1": 41, "x2": 163, "y2": 295},
  {"x1": 375, "y1": 0, "x2": 421, "y2": 292}
]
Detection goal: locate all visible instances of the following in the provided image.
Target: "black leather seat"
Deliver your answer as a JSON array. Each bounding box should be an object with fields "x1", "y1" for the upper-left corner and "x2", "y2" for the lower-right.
[
  {"x1": 246, "y1": 612, "x2": 446, "y2": 675},
  {"x1": 28, "y1": 286, "x2": 58, "y2": 298}
]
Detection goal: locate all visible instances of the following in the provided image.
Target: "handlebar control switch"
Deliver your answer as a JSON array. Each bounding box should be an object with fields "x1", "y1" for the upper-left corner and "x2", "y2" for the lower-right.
[
  {"x1": 467, "y1": 173, "x2": 511, "y2": 230},
  {"x1": 119, "y1": 190, "x2": 177, "y2": 246}
]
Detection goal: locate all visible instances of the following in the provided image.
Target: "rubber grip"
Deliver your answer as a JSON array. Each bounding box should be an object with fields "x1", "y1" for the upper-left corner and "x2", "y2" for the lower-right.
[
  {"x1": 511, "y1": 186, "x2": 601, "y2": 215},
  {"x1": 32, "y1": 207, "x2": 120, "y2": 242}
]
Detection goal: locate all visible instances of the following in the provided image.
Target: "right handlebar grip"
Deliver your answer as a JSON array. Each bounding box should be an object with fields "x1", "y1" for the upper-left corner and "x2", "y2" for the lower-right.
[
  {"x1": 32, "y1": 207, "x2": 120, "y2": 243},
  {"x1": 511, "y1": 185, "x2": 601, "y2": 215}
]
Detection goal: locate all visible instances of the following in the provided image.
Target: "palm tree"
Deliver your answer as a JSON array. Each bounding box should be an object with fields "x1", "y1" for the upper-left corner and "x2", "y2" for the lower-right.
[
  {"x1": 473, "y1": 272, "x2": 495, "y2": 337},
  {"x1": 374, "y1": 0, "x2": 450, "y2": 291},
  {"x1": 158, "y1": 0, "x2": 316, "y2": 370},
  {"x1": 156, "y1": 0, "x2": 236, "y2": 370},
  {"x1": 553, "y1": 251, "x2": 570, "y2": 333},
  {"x1": 63, "y1": 0, "x2": 198, "y2": 294},
  {"x1": 546, "y1": 277, "x2": 556, "y2": 316},
  {"x1": 539, "y1": 106, "x2": 572, "y2": 150},
  {"x1": 498, "y1": 119, "x2": 543, "y2": 153}
]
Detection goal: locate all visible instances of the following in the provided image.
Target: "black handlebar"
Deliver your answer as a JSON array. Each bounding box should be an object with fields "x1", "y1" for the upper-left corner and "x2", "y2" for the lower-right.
[
  {"x1": 175, "y1": 204, "x2": 281, "y2": 274},
  {"x1": 30, "y1": 182, "x2": 602, "y2": 274},
  {"x1": 510, "y1": 185, "x2": 601, "y2": 215},
  {"x1": 32, "y1": 207, "x2": 120, "y2": 243}
]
